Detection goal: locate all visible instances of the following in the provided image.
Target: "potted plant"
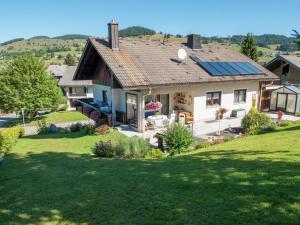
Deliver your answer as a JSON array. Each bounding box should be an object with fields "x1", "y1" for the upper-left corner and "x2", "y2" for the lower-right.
[
  {"x1": 218, "y1": 108, "x2": 228, "y2": 119},
  {"x1": 277, "y1": 111, "x2": 284, "y2": 120}
]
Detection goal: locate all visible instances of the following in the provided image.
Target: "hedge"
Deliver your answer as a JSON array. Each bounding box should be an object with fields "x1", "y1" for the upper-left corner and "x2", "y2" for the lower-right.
[{"x1": 0, "y1": 126, "x2": 24, "y2": 157}]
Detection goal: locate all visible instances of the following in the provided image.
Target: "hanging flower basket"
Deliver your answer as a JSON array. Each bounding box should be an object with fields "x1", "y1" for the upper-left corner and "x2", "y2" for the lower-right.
[{"x1": 145, "y1": 101, "x2": 162, "y2": 111}]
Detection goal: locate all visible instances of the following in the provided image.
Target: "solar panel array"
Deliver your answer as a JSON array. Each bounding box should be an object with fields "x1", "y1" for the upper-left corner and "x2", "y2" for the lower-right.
[{"x1": 191, "y1": 56, "x2": 264, "y2": 76}]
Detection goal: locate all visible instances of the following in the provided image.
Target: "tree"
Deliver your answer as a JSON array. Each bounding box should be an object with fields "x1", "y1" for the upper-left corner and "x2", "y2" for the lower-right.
[
  {"x1": 64, "y1": 54, "x2": 76, "y2": 66},
  {"x1": 0, "y1": 57, "x2": 63, "y2": 118},
  {"x1": 292, "y1": 29, "x2": 300, "y2": 50},
  {"x1": 240, "y1": 33, "x2": 258, "y2": 62}
]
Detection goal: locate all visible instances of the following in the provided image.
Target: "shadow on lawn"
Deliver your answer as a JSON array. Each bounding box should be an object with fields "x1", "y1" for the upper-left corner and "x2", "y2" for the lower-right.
[{"x1": 1, "y1": 150, "x2": 300, "y2": 225}]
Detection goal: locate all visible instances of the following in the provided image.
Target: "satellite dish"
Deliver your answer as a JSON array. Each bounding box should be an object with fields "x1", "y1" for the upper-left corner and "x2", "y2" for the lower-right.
[{"x1": 178, "y1": 48, "x2": 187, "y2": 61}]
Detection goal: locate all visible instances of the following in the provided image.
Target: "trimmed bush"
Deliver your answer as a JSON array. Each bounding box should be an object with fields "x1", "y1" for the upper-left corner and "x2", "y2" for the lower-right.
[
  {"x1": 0, "y1": 126, "x2": 24, "y2": 157},
  {"x1": 195, "y1": 140, "x2": 211, "y2": 149},
  {"x1": 92, "y1": 141, "x2": 114, "y2": 157},
  {"x1": 241, "y1": 108, "x2": 274, "y2": 135},
  {"x1": 164, "y1": 123, "x2": 193, "y2": 155},
  {"x1": 145, "y1": 149, "x2": 166, "y2": 159}
]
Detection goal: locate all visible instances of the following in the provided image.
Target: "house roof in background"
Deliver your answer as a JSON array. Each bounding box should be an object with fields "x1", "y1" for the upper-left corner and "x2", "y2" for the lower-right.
[
  {"x1": 47, "y1": 65, "x2": 68, "y2": 78},
  {"x1": 265, "y1": 55, "x2": 300, "y2": 72},
  {"x1": 57, "y1": 66, "x2": 93, "y2": 86},
  {"x1": 81, "y1": 37, "x2": 278, "y2": 89}
]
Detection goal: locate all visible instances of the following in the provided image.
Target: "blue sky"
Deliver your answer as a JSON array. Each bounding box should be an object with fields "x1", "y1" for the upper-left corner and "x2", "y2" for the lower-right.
[{"x1": 0, "y1": 0, "x2": 299, "y2": 42}]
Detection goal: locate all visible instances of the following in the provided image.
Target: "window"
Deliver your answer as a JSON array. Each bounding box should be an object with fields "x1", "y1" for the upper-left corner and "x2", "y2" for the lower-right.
[
  {"x1": 282, "y1": 64, "x2": 290, "y2": 76},
  {"x1": 206, "y1": 91, "x2": 221, "y2": 106},
  {"x1": 102, "y1": 90, "x2": 108, "y2": 104},
  {"x1": 234, "y1": 89, "x2": 247, "y2": 104}
]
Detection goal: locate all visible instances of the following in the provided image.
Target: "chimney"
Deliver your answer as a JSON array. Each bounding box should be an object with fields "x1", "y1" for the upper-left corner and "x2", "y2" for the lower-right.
[
  {"x1": 108, "y1": 19, "x2": 119, "y2": 50},
  {"x1": 187, "y1": 34, "x2": 201, "y2": 50}
]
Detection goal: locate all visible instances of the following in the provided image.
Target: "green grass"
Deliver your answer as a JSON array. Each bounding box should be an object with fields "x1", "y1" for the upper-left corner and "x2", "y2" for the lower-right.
[
  {"x1": 1, "y1": 125, "x2": 300, "y2": 224},
  {"x1": 6, "y1": 111, "x2": 88, "y2": 127}
]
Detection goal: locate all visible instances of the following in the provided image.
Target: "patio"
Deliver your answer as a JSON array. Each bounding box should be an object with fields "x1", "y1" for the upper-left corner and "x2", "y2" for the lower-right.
[{"x1": 117, "y1": 112, "x2": 300, "y2": 144}]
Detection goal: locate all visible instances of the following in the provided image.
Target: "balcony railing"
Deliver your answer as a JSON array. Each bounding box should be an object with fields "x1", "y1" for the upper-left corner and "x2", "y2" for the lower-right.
[{"x1": 68, "y1": 92, "x2": 86, "y2": 97}]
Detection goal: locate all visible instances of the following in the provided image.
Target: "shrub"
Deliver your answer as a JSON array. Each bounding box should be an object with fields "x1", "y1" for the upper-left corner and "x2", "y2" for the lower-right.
[
  {"x1": 241, "y1": 108, "x2": 274, "y2": 135},
  {"x1": 164, "y1": 123, "x2": 193, "y2": 155},
  {"x1": 0, "y1": 126, "x2": 24, "y2": 157},
  {"x1": 92, "y1": 141, "x2": 114, "y2": 157},
  {"x1": 69, "y1": 123, "x2": 82, "y2": 132},
  {"x1": 80, "y1": 124, "x2": 95, "y2": 135},
  {"x1": 195, "y1": 140, "x2": 211, "y2": 149},
  {"x1": 145, "y1": 149, "x2": 166, "y2": 159},
  {"x1": 95, "y1": 124, "x2": 110, "y2": 135},
  {"x1": 223, "y1": 136, "x2": 234, "y2": 142},
  {"x1": 212, "y1": 139, "x2": 224, "y2": 145},
  {"x1": 113, "y1": 137, "x2": 151, "y2": 158},
  {"x1": 296, "y1": 112, "x2": 300, "y2": 117},
  {"x1": 279, "y1": 121, "x2": 293, "y2": 127}
]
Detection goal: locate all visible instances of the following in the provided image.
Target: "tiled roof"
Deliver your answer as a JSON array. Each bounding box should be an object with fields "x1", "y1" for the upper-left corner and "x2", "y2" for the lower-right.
[
  {"x1": 87, "y1": 38, "x2": 278, "y2": 89},
  {"x1": 58, "y1": 66, "x2": 93, "y2": 86},
  {"x1": 47, "y1": 65, "x2": 68, "y2": 78}
]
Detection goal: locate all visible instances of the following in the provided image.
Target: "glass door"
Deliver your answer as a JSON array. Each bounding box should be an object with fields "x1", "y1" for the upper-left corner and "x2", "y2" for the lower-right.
[
  {"x1": 126, "y1": 93, "x2": 138, "y2": 127},
  {"x1": 276, "y1": 93, "x2": 287, "y2": 111},
  {"x1": 286, "y1": 94, "x2": 296, "y2": 113}
]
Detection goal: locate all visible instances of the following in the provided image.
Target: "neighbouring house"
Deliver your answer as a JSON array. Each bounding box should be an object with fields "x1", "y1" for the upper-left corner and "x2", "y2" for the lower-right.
[
  {"x1": 265, "y1": 54, "x2": 300, "y2": 86},
  {"x1": 48, "y1": 65, "x2": 69, "y2": 80},
  {"x1": 57, "y1": 66, "x2": 94, "y2": 110},
  {"x1": 73, "y1": 20, "x2": 278, "y2": 135},
  {"x1": 262, "y1": 55, "x2": 300, "y2": 114}
]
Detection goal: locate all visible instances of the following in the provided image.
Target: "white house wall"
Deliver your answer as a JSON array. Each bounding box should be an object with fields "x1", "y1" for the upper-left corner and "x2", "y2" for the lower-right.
[
  {"x1": 92, "y1": 84, "x2": 112, "y2": 105},
  {"x1": 149, "y1": 80, "x2": 259, "y2": 121},
  {"x1": 193, "y1": 81, "x2": 259, "y2": 121}
]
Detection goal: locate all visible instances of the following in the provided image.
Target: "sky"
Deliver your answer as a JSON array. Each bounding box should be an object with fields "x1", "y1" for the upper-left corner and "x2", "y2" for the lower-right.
[{"x1": 0, "y1": 0, "x2": 300, "y2": 43}]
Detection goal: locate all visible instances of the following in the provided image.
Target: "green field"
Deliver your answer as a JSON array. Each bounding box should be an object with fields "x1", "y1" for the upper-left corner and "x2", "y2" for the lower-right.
[
  {"x1": 0, "y1": 124, "x2": 300, "y2": 224},
  {"x1": 6, "y1": 111, "x2": 88, "y2": 127}
]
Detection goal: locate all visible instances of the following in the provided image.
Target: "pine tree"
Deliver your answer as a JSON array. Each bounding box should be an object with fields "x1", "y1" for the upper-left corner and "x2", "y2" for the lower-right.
[{"x1": 240, "y1": 33, "x2": 258, "y2": 62}]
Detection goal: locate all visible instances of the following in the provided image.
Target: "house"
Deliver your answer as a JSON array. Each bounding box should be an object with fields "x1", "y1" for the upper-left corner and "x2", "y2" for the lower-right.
[
  {"x1": 48, "y1": 65, "x2": 69, "y2": 80},
  {"x1": 73, "y1": 20, "x2": 278, "y2": 135},
  {"x1": 262, "y1": 55, "x2": 300, "y2": 114},
  {"x1": 265, "y1": 54, "x2": 300, "y2": 86},
  {"x1": 56, "y1": 66, "x2": 94, "y2": 110}
]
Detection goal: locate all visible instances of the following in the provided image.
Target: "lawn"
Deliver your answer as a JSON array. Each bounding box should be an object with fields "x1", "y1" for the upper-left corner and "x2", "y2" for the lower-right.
[
  {"x1": 6, "y1": 111, "x2": 88, "y2": 127},
  {"x1": 1, "y1": 126, "x2": 300, "y2": 224}
]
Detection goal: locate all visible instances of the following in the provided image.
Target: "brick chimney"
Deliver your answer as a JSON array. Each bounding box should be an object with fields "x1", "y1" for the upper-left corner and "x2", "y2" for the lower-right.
[
  {"x1": 108, "y1": 19, "x2": 119, "y2": 50},
  {"x1": 187, "y1": 34, "x2": 201, "y2": 50}
]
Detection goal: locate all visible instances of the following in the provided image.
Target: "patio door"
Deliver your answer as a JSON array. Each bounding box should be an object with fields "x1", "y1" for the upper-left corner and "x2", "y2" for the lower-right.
[{"x1": 126, "y1": 93, "x2": 138, "y2": 127}]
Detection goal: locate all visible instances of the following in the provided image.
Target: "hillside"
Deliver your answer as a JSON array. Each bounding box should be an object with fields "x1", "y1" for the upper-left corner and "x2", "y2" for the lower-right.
[
  {"x1": 0, "y1": 38, "x2": 86, "y2": 65},
  {"x1": 0, "y1": 30, "x2": 297, "y2": 65}
]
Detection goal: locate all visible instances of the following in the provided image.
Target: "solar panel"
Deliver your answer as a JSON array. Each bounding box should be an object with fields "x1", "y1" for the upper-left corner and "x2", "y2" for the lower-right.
[
  {"x1": 198, "y1": 62, "x2": 222, "y2": 75},
  {"x1": 191, "y1": 56, "x2": 264, "y2": 76}
]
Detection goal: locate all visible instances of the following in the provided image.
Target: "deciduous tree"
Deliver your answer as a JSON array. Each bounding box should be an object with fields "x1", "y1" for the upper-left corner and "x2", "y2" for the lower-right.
[{"x1": 0, "y1": 57, "x2": 63, "y2": 118}]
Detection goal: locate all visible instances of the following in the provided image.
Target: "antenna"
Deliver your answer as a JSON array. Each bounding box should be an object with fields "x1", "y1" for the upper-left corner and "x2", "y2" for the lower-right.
[{"x1": 178, "y1": 48, "x2": 187, "y2": 61}]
